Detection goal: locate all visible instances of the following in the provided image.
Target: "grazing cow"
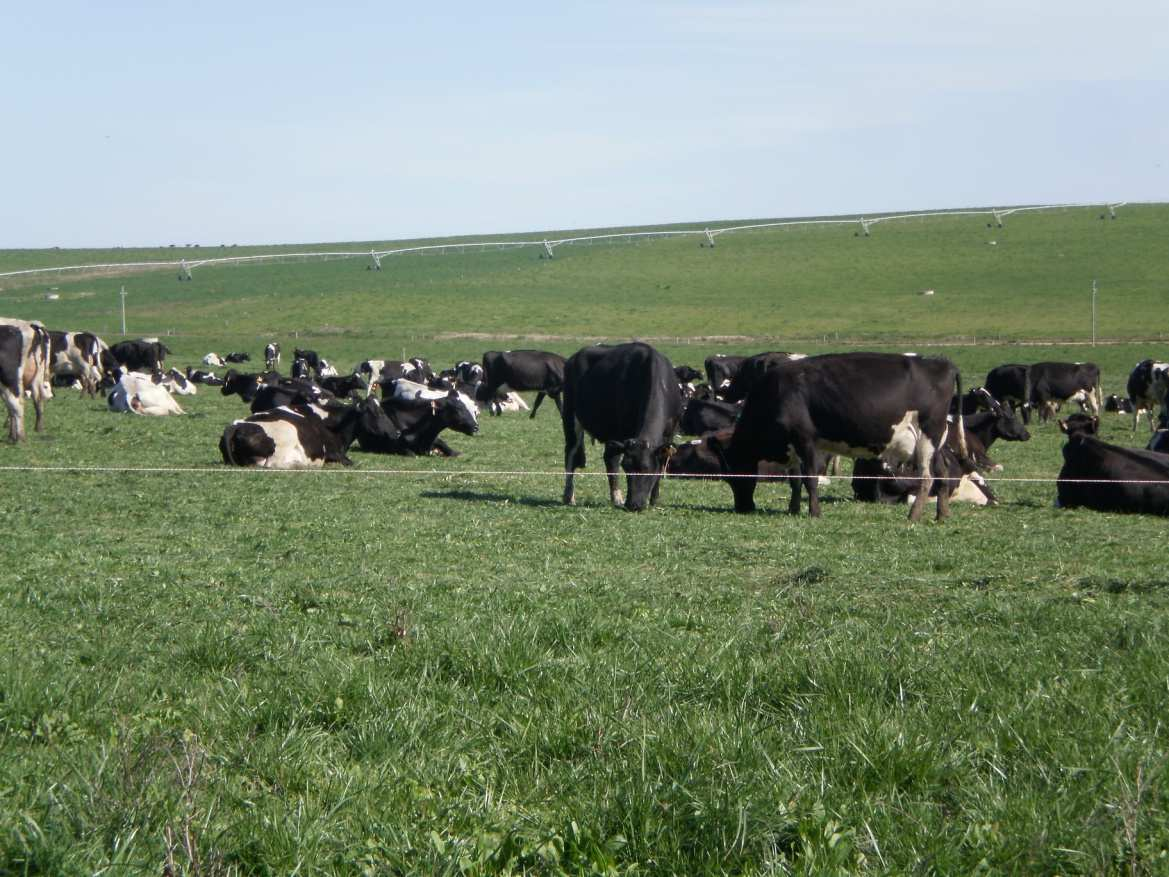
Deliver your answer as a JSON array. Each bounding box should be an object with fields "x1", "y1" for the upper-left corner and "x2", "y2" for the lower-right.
[
  {"x1": 1125, "y1": 359, "x2": 1169, "y2": 431},
  {"x1": 0, "y1": 318, "x2": 51, "y2": 438},
  {"x1": 359, "y1": 391, "x2": 480, "y2": 457},
  {"x1": 561, "y1": 342, "x2": 684, "y2": 511},
  {"x1": 108, "y1": 372, "x2": 184, "y2": 416},
  {"x1": 203, "y1": 353, "x2": 226, "y2": 367},
  {"x1": 678, "y1": 397, "x2": 740, "y2": 436},
  {"x1": 1029, "y1": 361, "x2": 1102, "y2": 422},
  {"x1": 721, "y1": 351, "x2": 807, "y2": 403},
  {"x1": 1104, "y1": 394, "x2": 1135, "y2": 415},
  {"x1": 668, "y1": 428, "x2": 828, "y2": 483},
  {"x1": 1057, "y1": 428, "x2": 1169, "y2": 516},
  {"x1": 480, "y1": 350, "x2": 566, "y2": 418},
  {"x1": 264, "y1": 342, "x2": 281, "y2": 370},
  {"x1": 186, "y1": 368, "x2": 224, "y2": 387},
  {"x1": 704, "y1": 354, "x2": 748, "y2": 395},
  {"x1": 48, "y1": 330, "x2": 113, "y2": 397},
  {"x1": 224, "y1": 352, "x2": 250, "y2": 364},
  {"x1": 984, "y1": 364, "x2": 1032, "y2": 424},
  {"x1": 723, "y1": 353, "x2": 969, "y2": 521},
  {"x1": 220, "y1": 403, "x2": 368, "y2": 468},
  {"x1": 110, "y1": 338, "x2": 171, "y2": 373}
]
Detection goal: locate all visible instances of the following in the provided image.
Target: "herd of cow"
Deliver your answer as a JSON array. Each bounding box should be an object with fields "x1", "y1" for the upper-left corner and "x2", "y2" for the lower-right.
[{"x1": 4, "y1": 314, "x2": 1169, "y2": 518}]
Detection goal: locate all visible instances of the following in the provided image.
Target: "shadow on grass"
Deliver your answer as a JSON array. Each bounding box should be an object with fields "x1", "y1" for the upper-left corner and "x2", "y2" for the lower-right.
[{"x1": 418, "y1": 489, "x2": 564, "y2": 508}]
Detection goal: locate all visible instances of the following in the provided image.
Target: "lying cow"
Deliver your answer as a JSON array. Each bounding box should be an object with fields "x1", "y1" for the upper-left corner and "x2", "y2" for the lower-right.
[
  {"x1": 203, "y1": 353, "x2": 226, "y2": 367},
  {"x1": 1057, "y1": 418, "x2": 1169, "y2": 516},
  {"x1": 220, "y1": 403, "x2": 367, "y2": 468},
  {"x1": 357, "y1": 391, "x2": 480, "y2": 457},
  {"x1": 677, "y1": 397, "x2": 740, "y2": 436},
  {"x1": 108, "y1": 372, "x2": 184, "y2": 416}
]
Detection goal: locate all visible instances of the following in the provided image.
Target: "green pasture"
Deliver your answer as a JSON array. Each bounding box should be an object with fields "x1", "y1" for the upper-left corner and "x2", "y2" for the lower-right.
[{"x1": 2, "y1": 206, "x2": 1169, "y2": 874}]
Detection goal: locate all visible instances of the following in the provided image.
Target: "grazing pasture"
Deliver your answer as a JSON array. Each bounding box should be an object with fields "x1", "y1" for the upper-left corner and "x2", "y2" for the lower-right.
[{"x1": 2, "y1": 206, "x2": 1169, "y2": 873}]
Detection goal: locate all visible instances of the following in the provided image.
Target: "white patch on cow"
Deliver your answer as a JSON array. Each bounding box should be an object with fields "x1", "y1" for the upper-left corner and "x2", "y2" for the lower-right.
[
  {"x1": 318, "y1": 360, "x2": 338, "y2": 377},
  {"x1": 203, "y1": 353, "x2": 225, "y2": 367},
  {"x1": 255, "y1": 420, "x2": 319, "y2": 468},
  {"x1": 788, "y1": 353, "x2": 807, "y2": 360},
  {"x1": 880, "y1": 410, "x2": 923, "y2": 467},
  {"x1": 493, "y1": 392, "x2": 529, "y2": 413}
]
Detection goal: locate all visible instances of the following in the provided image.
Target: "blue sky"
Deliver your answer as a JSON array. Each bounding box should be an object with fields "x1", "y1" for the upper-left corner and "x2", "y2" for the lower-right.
[{"x1": 6, "y1": 1, "x2": 1167, "y2": 248}]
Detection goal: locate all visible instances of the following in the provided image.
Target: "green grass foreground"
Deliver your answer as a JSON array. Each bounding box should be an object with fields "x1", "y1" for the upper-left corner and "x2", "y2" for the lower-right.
[{"x1": 2, "y1": 206, "x2": 1169, "y2": 873}]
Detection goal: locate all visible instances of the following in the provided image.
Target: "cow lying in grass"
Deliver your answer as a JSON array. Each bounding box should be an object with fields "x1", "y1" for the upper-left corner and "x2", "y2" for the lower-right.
[
  {"x1": 1056, "y1": 414, "x2": 1169, "y2": 515},
  {"x1": 108, "y1": 372, "x2": 184, "y2": 416}
]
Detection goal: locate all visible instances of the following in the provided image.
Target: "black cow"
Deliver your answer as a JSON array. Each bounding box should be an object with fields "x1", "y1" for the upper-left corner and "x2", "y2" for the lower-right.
[
  {"x1": 722, "y1": 352, "x2": 807, "y2": 403},
  {"x1": 0, "y1": 325, "x2": 25, "y2": 441},
  {"x1": 293, "y1": 348, "x2": 324, "y2": 374},
  {"x1": 674, "y1": 365, "x2": 702, "y2": 384},
  {"x1": 291, "y1": 358, "x2": 312, "y2": 380},
  {"x1": 1059, "y1": 413, "x2": 1100, "y2": 437},
  {"x1": 264, "y1": 342, "x2": 281, "y2": 370},
  {"x1": 1104, "y1": 394, "x2": 1135, "y2": 415},
  {"x1": 185, "y1": 367, "x2": 224, "y2": 387},
  {"x1": 961, "y1": 401, "x2": 1032, "y2": 469},
  {"x1": 668, "y1": 428, "x2": 828, "y2": 482},
  {"x1": 678, "y1": 397, "x2": 740, "y2": 436},
  {"x1": 1057, "y1": 431, "x2": 1169, "y2": 516},
  {"x1": 1125, "y1": 359, "x2": 1169, "y2": 431},
  {"x1": 703, "y1": 354, "x2": 748, "y2": 395},
  {"x1": 723, "y1": 353, "x2": 969, "y2": 521},
  {"x1": 1146, "y1": 430, "x2": 1169, "y2": 454},
  {"x1": 224, "y1": 352, "x2": 250, "y2": 364},
  {"x1": 357, "y1": 391, "x2": 480, "y2": 457},
  {"x1": 480, "y1": 350, "x2": 566, "y2": 418},
  {"x1": 561, "y1": 342, "x2": 684, "y2": 511},
  {"x1": 318, "y1": 374, "x2": 368, "y2": 398},
  {"x1": 249, "y1": 380, "x2": 329, "y2": 414},
  {"x1": 1029, "y1": 361, "x2": 1101, "y2": 422},
  {"x1": 220, "y1": 369, "x2": 267, "y2": 402},
  {"x1": 110, "y1": 338, "x2": 171, "y2": 373},
  {"x1": 985, "y1": 364, "x2": 1032, "y2": 424}
]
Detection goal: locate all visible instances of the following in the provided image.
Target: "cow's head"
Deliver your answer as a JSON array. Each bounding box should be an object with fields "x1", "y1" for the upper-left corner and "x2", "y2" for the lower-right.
[
  {"x1": 666, "y1": 436, "x2": 726, "y2": 479},
  {"x1": 436, "y1": 389, "x2": 479, "y2": 435},
  {"x1": 608, "y1": 438, "x2": 672, "y2": 511},
  {"x1": 1059, "y1": 413, "x2": 1100, "y2": 437}
]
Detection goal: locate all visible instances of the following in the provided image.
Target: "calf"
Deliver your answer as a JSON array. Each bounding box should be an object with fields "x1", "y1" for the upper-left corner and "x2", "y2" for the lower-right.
[
  {"x1": 480, "y1": 350, "x2": 566, "y2": 418},
  {"x1": 1125, "y1": 359, "x2": 1169, "y2": 431},
  {"x1": 1057, "y1": 431, "x2": 1169, "y2": 516},
  {"x1": 561, "y1": 342, "x2": 683, "y2": 511},
  {"x1": 724, "y1": 353, "x2": 968, "y2": 521},
  {"x1": 1029, "y1": 361, "x2": 1101, "y2": 422}
]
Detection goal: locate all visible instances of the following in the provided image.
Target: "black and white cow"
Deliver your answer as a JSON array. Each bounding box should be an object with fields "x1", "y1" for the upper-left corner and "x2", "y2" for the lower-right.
[
  {"x1": 1057, "y1": 427, "x2": 1169, "y2": 516},
  {"x1": 292, "y1": 348, "x2": 326, "y2": 375},
  {"x1": 677, "y1": 397, "x2": 740, "y2": 436},
  {"x1": 703, "y1": 354, "x2": 748, "y2": 396},
  {"x1": 723, "y1": 353, "x2": 969, "y2": 521},
  {"x1": 248, "y1": 379, "x2": 330, "y2": 413},
  {"x1": 203, "y1": 353, "x2": 226, "y2": 367},
  {"x1": 186, "y1": 367, "x2": 225, "y2": 387},
  {"x1": 0, "y1": 318, "x2": 51, "y2": 439},
  {"x1": 264, "y1": 342, "x2": 281, "y2": 370},
  {"x1": 721, "y1": 352, "x2": 807, "y2": 403},
  {"x1": 108, "y1": 372, "x2": 184, "y2": 416},
  {"x1": 1125, "y1": 359, "x2": 1169, "y2": 431},
  {"x1": 48, "y1": 330, "x2": 114, "y2": 397},
  {"x1": 359, "y1": 390, "x2": 480, "y2": 457},
  {"x1": 224, "y1": 352, "x2": 251, "y2": 364},
  {"x1": 0, "y1": 325, "x2": 26, "y2": 441},
  {"x1": 480, "y1": 350, "x2": 566, "y2": 418},
  {"x1": 221, "y1": 369, "x2": 268, "y2": 402},
  {"x1": 1029, "y1": 361, "x2": 1102, "y2": 422},
  {"x1": 1104, "y1": 394, "x2": 1135, "y2": 415},
  {"x1": 318, "y1": 373, "x2": 367, "y2": 398},
  {"x1": 220, "y1": 403, "x2": 367, "y2": 468},
  {"x1": 110, "y1": 338, "x2": 171, "y2": 373},
  {"x1": 984, "y1": 364, "x2": 1032, "y2": 424},
  {"x1": 561, "y1": 342, "x2": 684, "y2": 511}
]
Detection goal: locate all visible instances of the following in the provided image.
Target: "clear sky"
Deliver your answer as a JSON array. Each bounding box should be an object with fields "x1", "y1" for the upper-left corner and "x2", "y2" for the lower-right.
[{"x1": 6, "y1": 1, "x2": 1167, "y2": 248}]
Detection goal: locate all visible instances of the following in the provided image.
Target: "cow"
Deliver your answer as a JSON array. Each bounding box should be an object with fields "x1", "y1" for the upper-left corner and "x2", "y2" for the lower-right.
[
  {"x1": 290, "y1": 358, "x2": 312, "y2": 380},
  {"x1": 358, "y1": 390, "x2": 480, "y2": 457},
  {"x1": 1125, "y1": 359, "x2": 1169, "y2": 431},
  {"x1": 48, "y1": 330, "x2": 113, "y2": 397},
  {"x1": 1057, "y1": 428, "x2": 1169, "y2": 516},
  {"x1": 317, "y1": 359, "x2": 339, "y2": 377},
  {"x1": 480, "y1": 350, "x2": 566, "y2": 418},
  {"x1": 1059, "y1": 413, "x2": 1100, "y2": 437},
  {"x1": 318, "y1": 373, "x2": 367, "y2": 398},
  {"x1": 292, "y1": 348, "x2": 325, "y2": 375},
  {"x1": 960, "y1": 400, "x2": 1032, "y2": 470},
  {"x1": 561, "y1": 342, "x2": 684, "y2": 511},
  {"x1": 108, "y1": 372, "x2": 184, "y2": 416},
  {"x1": 264, "y1": 342, "x2": 281, "y2": 370},
  {"x1": 674, "y1": 365, "x2": 702, "y2": 384},
  {"x1": 375, "y1": 360, "x2": 422, "y2": 383},
  {"x1": 110, "y1": 338, "x2": 171, "y2": 373},
  {"x1": 162, "y1": 367, "x2": 196, "y2": 395},
  {"x1": 668, "y1": 428, "x2": 828, "y2": 483},
  {"x1": 249, "y1": 379, "x2": 329, "y2": 413},
  {"x1": 722, "y1": 352, "x2": 969, "y2": 521},
  {"x1": 186, "y1": 367, "x2": 225, "y2": 387},
  {"x1": 202, "y1": 353, "x2": 226, "y2": 367},
  {"x1": 721, "y1": 352, "x2": 808, "y2": 403},
  {"x1": 703, "y1": 354, "x2": 748, "y2": 396},
  {"x1": 0, "y1": 318, "x2": 51, "y2": 438},
  {"x1": 220, "y1": 369, "x2": 267, "y2": 402},
  {"x1": 1029, "y1": 361, "x2": 1102, "y2": 422},
  {"x1": 220, "y1": 402, "x2": 369, "y2": 468},
  {"x1": 0, "y1": 326, "x2": 26, "y2": 441},
  {"x1": 984, "y1": 364, "x2": 1032, "y2": 424},
  {"x1": 678, "y1": 397, "x2": 740, "y2": 436},
  {"x1": 1104, "y1": 394, "x2": 1135, "y2": 414},
  {"x1": 224, "y1": 352, "x2": 250, "y2": 364}
]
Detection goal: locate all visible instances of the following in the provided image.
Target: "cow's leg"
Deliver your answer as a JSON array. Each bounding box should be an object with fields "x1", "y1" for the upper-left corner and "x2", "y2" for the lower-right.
[
  {"x1": 797, "y1": 441, "x2": 820, "y2": 517},
  {"x1": 729, "y1": 473, "x2": 757, "y2": 513},
  {"x1": 603, "y1": 442, "x2": 624, "y2": 507},
  {"x1": 933, "y1": 448, "x2": 953, "y2": 521},
  {"x1": 3, "y1": 390, "x2": 23, "y2": 442},
  {"x1": 562, "y1": 417, "x2": 586, "y2": 505},
  {"x1": 907, "y1": 438, "x2": 936, "y2": 523},
  {"x1": 31, "y1": 390, "x2": 44, "y2": 432},
  {"x1": 551, "y1": 392, "x2": 563, "y2": 414},
  {"x1": 529, "y1": 391, "x2": 545, "y2": 419},
  {"x1": 787, "y1": 471, "x2": 802, "y2": 515}
]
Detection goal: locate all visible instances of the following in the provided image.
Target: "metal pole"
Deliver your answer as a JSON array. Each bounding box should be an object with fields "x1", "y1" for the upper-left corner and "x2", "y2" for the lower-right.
[
  {"x1": 1091, "y1": 280, "x2": 1097, "y2": 346},
  {"x1": 120, "y1": 286, "x2": 127, "y2": 335}
]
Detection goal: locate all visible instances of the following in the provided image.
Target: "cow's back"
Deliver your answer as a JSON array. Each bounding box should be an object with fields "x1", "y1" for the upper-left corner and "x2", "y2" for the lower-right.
[{"x1": 566, "y1": 343, "x2": 682, "y2": 443}]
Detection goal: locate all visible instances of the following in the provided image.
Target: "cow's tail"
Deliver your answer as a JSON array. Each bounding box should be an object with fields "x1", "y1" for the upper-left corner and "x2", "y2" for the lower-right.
[{"x1": 953, "y1": 370, "x2": 970, "y2": 462}]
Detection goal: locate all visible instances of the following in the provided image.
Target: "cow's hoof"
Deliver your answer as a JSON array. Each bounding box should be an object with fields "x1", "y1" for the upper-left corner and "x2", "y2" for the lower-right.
[
  {"x1": 733, "y1": 503, "x2": 756, "y2": 514},
  {"x1": 610, "y1": 491, "x2": 625, "y2": 508}
]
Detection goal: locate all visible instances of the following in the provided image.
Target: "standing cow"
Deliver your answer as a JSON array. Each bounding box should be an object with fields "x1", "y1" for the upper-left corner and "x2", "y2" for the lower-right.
[
  {"x1": 1029, "y1": 362, "x2": 1101, "y2": 422},
  {"x1": 723, "y1": 353, "x2": 968, "y2": 521},
  {"x1": 561, "y1": 342, "x2": 684, "y2": 511},
  {"x1": 0, "y1": 318, "x2": 51, "y2": 439},
  {"x1": 480, "y1": 350, "x2": 566, "y2": 418},
  {"x1": 1125, "y1": 359, "x2": 1169, "y2": 431}
]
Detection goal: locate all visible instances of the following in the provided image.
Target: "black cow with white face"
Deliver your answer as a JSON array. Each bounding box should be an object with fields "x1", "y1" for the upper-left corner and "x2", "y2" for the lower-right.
[
  {"x1": 110, "y1": 338, "x2": 171, "y2": 373},
  {"x1": 358, "y1": 390, "x2": 479, "y2": 457},
  {"x1": 1029, "y1": 361, "x2": 1102, "y2": 422},
  {"x1": 985, "y1": 364, "x2": 1032, "y2": 424},
  {"x1": 561, "y1": 342, "x2": 684, "y2": 511},
  {"x1": 1125, "y1": 359, "x2": 1169, "y2": 431},
  {"x1": 723, "y1": 352, "x2": 968, "y2": 521},
  {"x1": 480, "y1": 350, "x2": 566, "y2": 418}
]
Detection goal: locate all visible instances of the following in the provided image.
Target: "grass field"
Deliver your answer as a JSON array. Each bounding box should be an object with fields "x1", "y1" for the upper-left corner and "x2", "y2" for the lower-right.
[{"x1": 2, "y1": 206, "x2": 1169, "y2": 874}]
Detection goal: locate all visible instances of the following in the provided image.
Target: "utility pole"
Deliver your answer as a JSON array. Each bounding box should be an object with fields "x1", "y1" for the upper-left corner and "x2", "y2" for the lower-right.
[{"x1": 120, "y1": 286, "x2": 127, "y2": 335}]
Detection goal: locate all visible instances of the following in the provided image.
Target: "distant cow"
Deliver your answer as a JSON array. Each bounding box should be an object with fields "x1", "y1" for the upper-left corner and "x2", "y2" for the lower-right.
[
  {"x1": 1029, "y1": 361, "x2": 1101, "y2": 422},
  {"x1": 318, "y1": 374, "x2": 367, "y2": 398},
  {"x1": 723, "y1": 353, "x2": 968, "y2": 521},
  {"x1": 561, "y1": 342, "x2": 684, "y2": 511},
  {"x1": 249, "y1": 379, "x2": 328, "y2": 413},
  {"x1": 264, "y1": 342, "x2": 281, "y2": 370},
  {"x1": 1104, "y1": 394, "x2": 1135, "y2": 415},
  {"x1": 108, "y1": 372, "x2": 184, "y2": 416},
  {"x1": 1125, "y1": 359, "x2": 1169, "y2": 431},
  {"x1": 224, "y1": 352, "x2": 251, "y2": 364},
  {"x1": 203, "y1": 353, "x2": 226, "y2": 368},
  {"x1": 984, "y1": 364, "x2": 1032, "y2": 424},
  {"x1": 110, "y1": 338, "x2": 171, "y2": 373},
  {"x1": 48, "y1": 330, "x2": 113, "y2": 397},
  {"x1": 481, "y1": 350, "x2": 566, "y2": 418},
  {"x1": 0, "y1": 318, "x2": 51, "y2": 439},
  {"x1": 292, "y1": 348, "x2": 325, "y2": 375},
  {"x1": 1057, "y1": 430, "x2": 1169, "y2": 516},
  {"x1": 186, "y1": 367, "x2": 224, "y2": 387}
]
